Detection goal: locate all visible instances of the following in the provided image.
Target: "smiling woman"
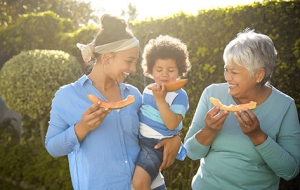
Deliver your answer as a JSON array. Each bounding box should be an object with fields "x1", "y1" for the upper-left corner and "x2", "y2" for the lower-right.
[
  {"x1": 84, "y1": 0, "x2": 263, "y2": 20},
  {"x1": 184, "y1": 29, "x2": 300, "y2": 190},
  {"x1": 45, "y1": 14, "x2": 181, "y2": 190}
]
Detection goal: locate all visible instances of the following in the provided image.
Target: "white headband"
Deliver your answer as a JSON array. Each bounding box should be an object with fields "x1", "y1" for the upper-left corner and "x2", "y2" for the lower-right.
[{"x1": 76, "y1": 37, "x2": 139, "y2": 63}]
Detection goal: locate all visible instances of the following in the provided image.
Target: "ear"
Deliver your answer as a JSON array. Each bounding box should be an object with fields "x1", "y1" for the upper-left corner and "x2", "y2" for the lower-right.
[
  {"x1": 255, "y1": 68, "x2": 265, "y2": 83},
  {"x1": 101, "y1": 53, "x2": 113, "y2": 61}
]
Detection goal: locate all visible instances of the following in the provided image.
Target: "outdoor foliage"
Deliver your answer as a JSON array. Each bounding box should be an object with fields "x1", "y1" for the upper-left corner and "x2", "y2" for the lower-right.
[
  {"x1": 0, "y1": 0, "x2": 299, "y2": 189},
  {"x1": 0, "y1": 49, "x2": 83, "y2": 144},
  {"x1": 0, "y1": 0, "x2": 96, "y2": 28},
  {"x1": 0, "y1": 11, "x2": 75, "y2": 69}
]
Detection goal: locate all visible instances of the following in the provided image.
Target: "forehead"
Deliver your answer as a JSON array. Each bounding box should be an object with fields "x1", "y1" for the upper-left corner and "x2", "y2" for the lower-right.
[
  {"x1": 225, "y1": 60, "x2": 243, "y2": 70},
  {"x1": 116, "y1": 47, "x2": 139, "y2": 59},
  {"x1": 154, "y1": 59, "x2": 177, "y2": 67}
]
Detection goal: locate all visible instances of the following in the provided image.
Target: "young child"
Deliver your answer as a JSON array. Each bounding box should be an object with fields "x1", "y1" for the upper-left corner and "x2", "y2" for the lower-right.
[{"x1": 132, "y1": 35, "x2": 191, "y2": 190}]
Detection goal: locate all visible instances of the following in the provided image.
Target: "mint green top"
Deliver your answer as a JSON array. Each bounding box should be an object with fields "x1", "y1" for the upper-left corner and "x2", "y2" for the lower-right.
[{"x1": 184, "y1": 83, "x2": 300, "y2": 190}]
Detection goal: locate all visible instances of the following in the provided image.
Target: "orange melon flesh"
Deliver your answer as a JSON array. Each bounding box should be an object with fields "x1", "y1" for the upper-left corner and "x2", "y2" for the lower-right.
[
  {"x1": 147, "y1": 79, "x2": 188, "y2": 92},
  {"x1": 209, "y1": 97, "x2": 257, "y2": 112},
  {"x1": 87, "y1": 94, "x2": 135, "y2": 109}
]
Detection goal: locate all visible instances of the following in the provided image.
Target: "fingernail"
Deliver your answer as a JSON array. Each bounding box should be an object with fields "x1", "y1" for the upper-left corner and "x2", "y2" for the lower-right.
[{"x1": 97, "y1": 101, "x2": 101, "y2": 104}]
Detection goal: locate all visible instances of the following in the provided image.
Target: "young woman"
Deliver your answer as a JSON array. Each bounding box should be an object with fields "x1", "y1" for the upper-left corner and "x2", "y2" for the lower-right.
[{"x1": 45, "y1": 14, "x2": 181, "y2": 190}]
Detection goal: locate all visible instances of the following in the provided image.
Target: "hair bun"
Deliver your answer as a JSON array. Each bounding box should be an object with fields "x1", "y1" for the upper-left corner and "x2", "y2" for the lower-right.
[{"x1": 101, "y1": 14, "x2": 126, "y2": 35}]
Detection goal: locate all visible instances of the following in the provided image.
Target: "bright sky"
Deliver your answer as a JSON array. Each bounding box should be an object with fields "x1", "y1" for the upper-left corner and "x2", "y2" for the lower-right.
[{"x1": 83, "y1": 0, "x2": 263, "y2": 20}]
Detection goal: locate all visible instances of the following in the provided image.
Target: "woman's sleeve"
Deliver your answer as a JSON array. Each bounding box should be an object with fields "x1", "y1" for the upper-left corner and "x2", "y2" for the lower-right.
[
  {"x1": 45, "y1": 90, "x2": 80, "y2": 157},
  {"x1": 184, "y1": 88, "x2": 211, "y2": 160},
  {"x1": 256, "y1": 101, "x2": 300, "y2": 180}
]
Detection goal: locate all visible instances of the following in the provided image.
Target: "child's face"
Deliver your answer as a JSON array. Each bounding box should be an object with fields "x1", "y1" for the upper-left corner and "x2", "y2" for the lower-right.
[{"x1": 151, "y1": 58, "x2": 179, "y2": 84}]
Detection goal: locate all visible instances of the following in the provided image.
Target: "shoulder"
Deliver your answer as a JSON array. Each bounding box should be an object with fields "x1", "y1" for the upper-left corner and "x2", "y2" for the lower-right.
[
  {"x1": 55, "y1": 75, "x2": 86, "y2": 97},
  {"x1": 270, "y1": 86, "x2": 295, "y2": 104},
  {"x1": 203, "y1": 83, "x2": 228, "y2": 97},
  {"x1": 177, "y1": 88, "x2": 188, "y2": 97},
  {"x1": 205, "y1": 83, "x2": 228, "y2": 91}
]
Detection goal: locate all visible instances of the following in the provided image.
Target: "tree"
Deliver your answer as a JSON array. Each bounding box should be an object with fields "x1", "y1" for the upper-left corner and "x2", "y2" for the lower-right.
[
  {"x1": 0, "y1": 0, "x2": 96, "y2": 28},
  {"x1": 121, "y1": 3, "x2": 138, "y2": 22},
  {"x1": 0, "y1": 49, "x2": 83, "y2": 144},
  {"x1": 0, "y1": 11, "x2": 74, "y2": 69}
]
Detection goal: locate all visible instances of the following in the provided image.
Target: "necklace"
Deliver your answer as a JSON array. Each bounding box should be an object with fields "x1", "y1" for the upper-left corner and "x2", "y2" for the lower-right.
[{"x1": 92, "y1": 81, "x2": 117, "y2": 90}]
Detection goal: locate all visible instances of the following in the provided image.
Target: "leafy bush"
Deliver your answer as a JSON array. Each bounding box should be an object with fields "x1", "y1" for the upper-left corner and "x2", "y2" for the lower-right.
[{"x1": 0, "y1": 50, "x2": 83, "y2": 143}]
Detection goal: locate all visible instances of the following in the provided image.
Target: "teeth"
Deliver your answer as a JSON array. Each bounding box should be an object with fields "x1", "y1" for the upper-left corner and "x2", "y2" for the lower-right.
[{"x1": 123, "y1": 72, "x2": 130, "y2": 76}]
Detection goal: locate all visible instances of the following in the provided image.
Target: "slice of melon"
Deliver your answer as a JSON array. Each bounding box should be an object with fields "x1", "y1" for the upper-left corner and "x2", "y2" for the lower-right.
[
  {"x1": 209, "y1": 97, "x2": 257, "y2": 112},
  {"x1": 87, "y1": 94, "x2": 135, "y2": 109},
  {"x1": 147, "y1": 79, "x2": 188, "y2": 92}
]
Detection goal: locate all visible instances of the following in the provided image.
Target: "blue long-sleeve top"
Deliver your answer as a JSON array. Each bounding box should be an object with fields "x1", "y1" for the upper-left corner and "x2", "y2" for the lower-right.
[
  {"x1": 45, "y1": 75, "x2": 142, "y2": 190},
  {"x1": 184, "y1": 83, "x2": 300, "y2": 190}
]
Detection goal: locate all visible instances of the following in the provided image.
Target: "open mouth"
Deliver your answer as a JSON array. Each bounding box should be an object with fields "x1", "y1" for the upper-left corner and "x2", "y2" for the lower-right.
[
  {"x1": 228, "y1": 84, "x2": 237, "y2": 88},
  {"x1": 123, "y1": 72, "x2": 130, "y2": 76}
]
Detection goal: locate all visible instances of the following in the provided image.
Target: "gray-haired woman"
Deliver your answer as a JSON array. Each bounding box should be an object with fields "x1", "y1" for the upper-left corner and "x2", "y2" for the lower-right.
[{"x1": 184, "y1": 29, "x2": 300, "y2": 190}]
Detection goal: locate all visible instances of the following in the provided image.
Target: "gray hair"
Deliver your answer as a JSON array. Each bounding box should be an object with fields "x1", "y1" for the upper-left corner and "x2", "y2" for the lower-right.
[{"x1": 223, "y1": 29, "x2": 277, "y2": 85}]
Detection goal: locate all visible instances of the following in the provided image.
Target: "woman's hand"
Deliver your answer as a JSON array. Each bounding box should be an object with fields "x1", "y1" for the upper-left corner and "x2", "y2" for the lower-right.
[
  {"x1": 234, "y1": 109, "x2": 267, "y2": 145},
  {"x1": 204, "y1": 106, "x2": 229, "y2": 133},
  {"x1": 155, "y1": 135, "x2": 181, "y2": 171},
  {"x1": 75, "y1": 101, "x2": 111, "y2": 142},
  {"x1": 195, "y1": 107, "x2": 229, "y2": 146}
]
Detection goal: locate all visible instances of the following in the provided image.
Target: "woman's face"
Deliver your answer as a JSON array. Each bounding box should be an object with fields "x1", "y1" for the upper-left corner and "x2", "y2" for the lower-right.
[
  {"x1": 224, "y1": 61, "x2": 257, "y2": 99},
  {"x1": 106, "y1": 47, "x2": 139, "y2": 83},
  {"x1": 151, "y1": 58, "x2": 179, "y2": 84}
]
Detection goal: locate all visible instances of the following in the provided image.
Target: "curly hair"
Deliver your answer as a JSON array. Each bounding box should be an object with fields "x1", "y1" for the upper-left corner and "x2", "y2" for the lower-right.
[{"x1": 141, "y1": 35, "x2": 191, "y2": 78}]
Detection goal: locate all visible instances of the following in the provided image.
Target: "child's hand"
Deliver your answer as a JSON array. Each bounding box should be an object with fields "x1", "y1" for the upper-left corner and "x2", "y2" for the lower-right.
[{"x1": 151, "y1": 83, "x2": 167, "y2": 103}]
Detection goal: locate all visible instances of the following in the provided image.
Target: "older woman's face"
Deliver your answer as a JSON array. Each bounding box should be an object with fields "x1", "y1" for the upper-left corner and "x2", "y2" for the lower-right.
[{"x1": 224, "y1": 61, "x2": 257, "y2": 98}]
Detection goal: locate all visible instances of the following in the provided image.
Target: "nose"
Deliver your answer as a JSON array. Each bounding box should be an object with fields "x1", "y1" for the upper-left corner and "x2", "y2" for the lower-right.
[
  {"x1": 162, "y1": 70, "x2": 169, "y2": 77},
  {"x1": 224, "y1": 71, "x2": 231, "y2": 81}
]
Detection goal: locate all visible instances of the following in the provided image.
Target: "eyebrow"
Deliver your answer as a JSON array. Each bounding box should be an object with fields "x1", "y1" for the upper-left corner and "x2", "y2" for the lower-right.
[{"x1": 126, "y1": 56, "x2": 137, "y2": 60}]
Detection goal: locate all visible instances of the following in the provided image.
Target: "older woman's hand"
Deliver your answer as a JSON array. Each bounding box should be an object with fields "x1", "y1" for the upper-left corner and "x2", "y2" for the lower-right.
[
  {"x1": 234, "y1": 109, "x2": 268, "y2": 145},
  {"x1": 204, "y1": 106, "x2": 229, "y2": 133},
  {"x1": 193, "y1": 107, "x2": 229, "y2": 146}
]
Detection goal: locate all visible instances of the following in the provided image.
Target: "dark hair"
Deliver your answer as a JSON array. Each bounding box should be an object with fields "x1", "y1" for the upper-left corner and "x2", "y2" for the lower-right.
[
  {"x1": 95, "y1": 14, "x2": 134, "y2": 46},
  {"x1": 141, "y1": 35, "x2": 191, "y2": 78},
  {"x1": 85, "y1": 14, "x2": 135, "y2": 74}
]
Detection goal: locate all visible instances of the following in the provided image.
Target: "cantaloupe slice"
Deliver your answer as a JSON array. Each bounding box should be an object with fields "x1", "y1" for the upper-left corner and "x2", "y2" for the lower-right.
[
  {"x1": 147, "y1": 79, "x2": 188, "y2": 92},
  {"x1": 87, "y1": 94, "x2": 135, "y2": 109},
  {"x1": 209, "y1": 97, "x2": 257, "y2": 112}
]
